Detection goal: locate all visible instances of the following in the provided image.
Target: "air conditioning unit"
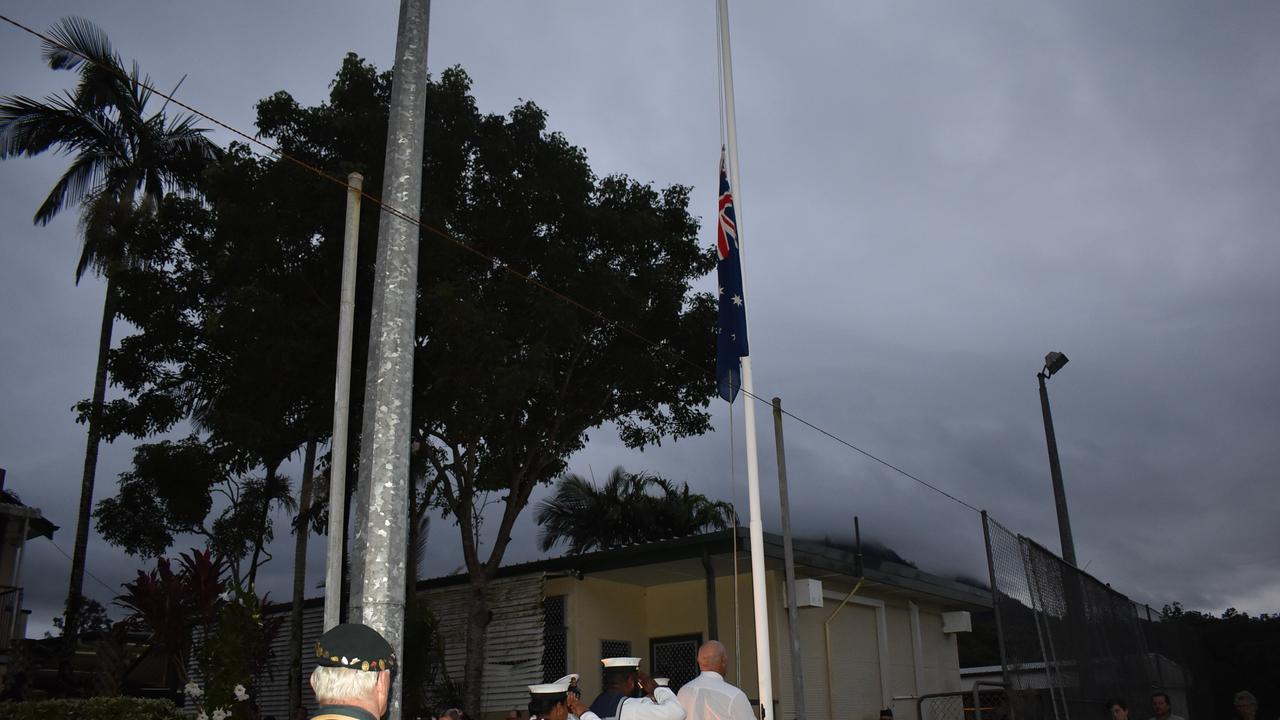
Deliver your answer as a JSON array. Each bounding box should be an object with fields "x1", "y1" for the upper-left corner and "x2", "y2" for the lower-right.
[
  {"x1": 787, "y1": 578, "x2": 823, "y2": 608},
  {"x1": 942, "y1": 610, "x2": 972, "y2": 633}
]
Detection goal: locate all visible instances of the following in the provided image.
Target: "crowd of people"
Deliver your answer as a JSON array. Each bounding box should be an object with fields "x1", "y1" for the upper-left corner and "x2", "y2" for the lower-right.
[
  {"x1": 308, "y1": 622, "x2": 1269, "y2": 720},
  {"x1": 307, "y1": 623, "x2": 757, "y2": 720},
  {"x1": 1107, "y1": 690, "x2": 1266, "y2": 720}
]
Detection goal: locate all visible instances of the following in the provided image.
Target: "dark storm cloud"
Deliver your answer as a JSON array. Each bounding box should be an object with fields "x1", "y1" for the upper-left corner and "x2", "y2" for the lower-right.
[{"x1": 2, "y1": 0, "x2": 1278, "y2": 637}]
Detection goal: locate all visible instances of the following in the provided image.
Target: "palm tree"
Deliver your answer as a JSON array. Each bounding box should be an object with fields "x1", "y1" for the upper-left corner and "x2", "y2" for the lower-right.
[
  {"x1": 535, "y1": 467, "x2": 735, "y2": 555},
  {"x1": 0, "y1": 17, "x2": 221, "y2": 647}
]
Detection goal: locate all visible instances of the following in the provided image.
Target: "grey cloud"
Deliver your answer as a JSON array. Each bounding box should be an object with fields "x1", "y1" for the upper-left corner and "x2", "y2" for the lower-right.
[{"x1": 3, "y1": 1, "x2": 1278, "y2": 639}]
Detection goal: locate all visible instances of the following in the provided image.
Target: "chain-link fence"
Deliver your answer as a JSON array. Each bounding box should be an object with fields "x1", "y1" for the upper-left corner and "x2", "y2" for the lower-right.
[
  {"x1": 919, "y1": 688, "x2": 1011, "y2": 720},
  {"x1": 982, "y1": 513, "x2": 1207, "y2": 720}
]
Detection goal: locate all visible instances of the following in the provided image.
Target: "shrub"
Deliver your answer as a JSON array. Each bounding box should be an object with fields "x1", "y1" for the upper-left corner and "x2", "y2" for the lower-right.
[{"x1": 0, "y1": 696, "x2": 184, "y2": 720}]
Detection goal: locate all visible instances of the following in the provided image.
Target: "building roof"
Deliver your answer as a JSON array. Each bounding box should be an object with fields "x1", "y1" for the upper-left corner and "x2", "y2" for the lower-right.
[
  {"x1": 0, "y1": 495, "x2": 58, "y2": 540},
  {"x1": 416, "y1": 528, "x2": 992, "y2": 610}
]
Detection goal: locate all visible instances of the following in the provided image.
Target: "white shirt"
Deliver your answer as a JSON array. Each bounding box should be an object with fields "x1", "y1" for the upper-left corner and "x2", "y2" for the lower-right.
[
  {"x1": 677, "y1": 671, "x2": 754, "y2": 720},
  {"x1": 586, "y1": 688, "x2": 685, "y2": 720}
]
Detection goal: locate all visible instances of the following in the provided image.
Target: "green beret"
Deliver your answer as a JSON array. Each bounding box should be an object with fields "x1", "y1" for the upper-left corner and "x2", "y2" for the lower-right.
[{"x1": 315, "y1": 623, "x2": 396, "y2": 672}]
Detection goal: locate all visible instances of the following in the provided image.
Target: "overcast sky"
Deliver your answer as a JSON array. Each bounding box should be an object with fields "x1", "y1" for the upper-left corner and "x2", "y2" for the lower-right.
[{"x1": 2, "y1": 1, "x2": 1278, "y2": 639}]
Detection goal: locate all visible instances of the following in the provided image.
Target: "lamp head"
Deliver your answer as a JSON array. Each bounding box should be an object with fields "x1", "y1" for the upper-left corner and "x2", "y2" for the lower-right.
[{"x1": 1044, "y1": 351, "x2": 1069, "y2": 376}]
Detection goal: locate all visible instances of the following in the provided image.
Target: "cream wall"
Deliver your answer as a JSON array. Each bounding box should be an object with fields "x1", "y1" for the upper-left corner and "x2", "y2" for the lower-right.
[
  {"x1": 548, "y1": 576, "x2": 648, "y2": 701},
  {"x1": 548, "y1": 569, "x2": 771, "y2": 703},
  {"x1": 546, "y1": 569, "x2": 967, "y2": 720},
  {"x1": 771, "y1": 578, "x2": 968, "y2": 720}
]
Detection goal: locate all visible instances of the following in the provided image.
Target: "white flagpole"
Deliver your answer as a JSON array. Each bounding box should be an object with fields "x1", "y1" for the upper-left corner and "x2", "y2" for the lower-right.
[{"x1": 716, "y1": 1, "x2": 773, "y2": 718}]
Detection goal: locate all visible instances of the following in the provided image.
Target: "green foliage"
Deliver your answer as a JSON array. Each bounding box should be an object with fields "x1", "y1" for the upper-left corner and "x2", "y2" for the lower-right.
[
  {"x1": 0, "y1": 14, "x2": 221, "y2": 651},
  {"x1": 94, "y1": 437, "x2": 223, "y2": 556},
  {"x1": 535, "y1": 467, "x2": 734, "y2": 554},
  {"x1": 0, "y1": 697, "x2": 183, "y2": 720},
  {"x1": 94, "y1": 53, "x2": 718, "y2": 716},
  {"x1": 48, "y1": 596, "x2": 113, "y2": 637},
  {"x1": 193, "y1": 584, "x2": 278, "y2": 720},
  {"x1": 402, "y1": 595, "x2": 449, "y2": 718},
  {"x1": 0, "y1": 16, "x2": 221, "y2": 278}
]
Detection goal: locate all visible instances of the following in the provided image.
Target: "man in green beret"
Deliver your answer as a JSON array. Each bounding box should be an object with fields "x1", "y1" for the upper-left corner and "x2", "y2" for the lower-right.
[{"x1": 309, "y1": 623, "x2": 397, "y2": 720}]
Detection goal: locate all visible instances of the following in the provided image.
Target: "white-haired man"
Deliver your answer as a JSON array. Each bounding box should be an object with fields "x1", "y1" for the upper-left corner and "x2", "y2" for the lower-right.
[
  {"x1": 310, "y1": 623, "x2": 396, "y2": 720},
  {"x1": 676, "y1": 641, "x2": 753, "y2": 720}
]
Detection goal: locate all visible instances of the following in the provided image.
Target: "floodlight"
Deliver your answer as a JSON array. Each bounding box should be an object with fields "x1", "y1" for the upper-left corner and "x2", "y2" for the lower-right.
[{"x1": 1044, "y1": 351, "x2": 1069, "y2": 376}]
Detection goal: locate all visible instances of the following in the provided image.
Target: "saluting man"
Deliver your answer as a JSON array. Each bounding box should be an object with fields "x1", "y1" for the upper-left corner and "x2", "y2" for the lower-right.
[
  {"x1": 527, "y1": 674, "x2": 596, "y2": 720},
  {"x1": 309, "y1": 623, "x2": 396, "y2": 720},
  {"x1": 587, "y1": 657, "x2": 685, "y2": 720}
]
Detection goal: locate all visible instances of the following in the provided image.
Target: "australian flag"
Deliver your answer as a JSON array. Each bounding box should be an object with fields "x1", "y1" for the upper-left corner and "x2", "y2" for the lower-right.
[{"x1": 715, "y1": 149, "x2": 749, "y2": 402}]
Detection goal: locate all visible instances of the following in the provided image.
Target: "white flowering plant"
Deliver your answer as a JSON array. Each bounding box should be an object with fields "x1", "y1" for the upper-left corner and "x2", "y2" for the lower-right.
[
  {"x1": 184, "y1": 679, "x2": 249, "y2": 720},
  {"x1": 190, "y1": 581, "x2": 278, "y2": 720}
]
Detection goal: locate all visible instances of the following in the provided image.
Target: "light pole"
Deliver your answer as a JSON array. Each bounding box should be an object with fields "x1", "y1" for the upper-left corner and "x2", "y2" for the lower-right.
[{"x1": 1037, "y1": 351, "x2": 1077, "y2": 566}]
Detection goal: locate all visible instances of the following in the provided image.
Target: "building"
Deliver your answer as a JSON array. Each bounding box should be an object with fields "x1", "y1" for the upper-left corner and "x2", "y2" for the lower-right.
[
  {"x1": 258, "y1": 528, "x2": 989, "y2": 720},
  {"x1": 0, "y1": 468, "x2": 58, "y2": 681}
]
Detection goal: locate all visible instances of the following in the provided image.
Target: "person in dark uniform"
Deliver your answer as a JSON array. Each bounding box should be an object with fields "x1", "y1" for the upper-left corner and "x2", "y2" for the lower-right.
[
  {"x1": 308, "y1": 622, "x2": 397, "y2": 720},
  {"x1": 587, "y1": 657, "x2": 685, "y2": 720},
  {"x1": 528, "y1": 674, "x2": 594, "y2": 720}
]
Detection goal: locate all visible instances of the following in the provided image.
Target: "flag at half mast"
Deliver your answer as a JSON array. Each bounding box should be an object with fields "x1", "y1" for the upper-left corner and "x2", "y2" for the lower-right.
[{"x1": 715, "y1": 148, "x2": 749, "y2": 402}]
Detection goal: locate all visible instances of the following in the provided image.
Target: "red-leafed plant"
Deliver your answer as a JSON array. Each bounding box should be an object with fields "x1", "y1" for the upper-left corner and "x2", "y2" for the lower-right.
[{"x1": 115, "y1": 549, "x2": 228, "y2": 687}]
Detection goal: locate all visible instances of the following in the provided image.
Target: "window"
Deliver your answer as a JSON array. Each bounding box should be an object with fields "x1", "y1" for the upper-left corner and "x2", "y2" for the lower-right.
[
  {"x1": 543, "y1": 595, "x2": 567, "y2": 682},
  {"x1": 649, "y1": 634, "x2": 703, "y2": 692}
]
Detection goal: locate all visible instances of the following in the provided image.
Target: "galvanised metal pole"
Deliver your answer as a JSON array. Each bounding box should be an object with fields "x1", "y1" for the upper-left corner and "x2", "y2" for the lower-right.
[
  {"x1": 324, "y1": 172, "x2": 363, "y2": 632},
  {"x1": 1038, "y1": 371, "x2": 1077, "y2": 567},
  {"x1": 771, "y1": 398, "x2": 806, "y2": 720},
  {"x1": 349, "y1": 3, "x2": 429, "y2": 719}
]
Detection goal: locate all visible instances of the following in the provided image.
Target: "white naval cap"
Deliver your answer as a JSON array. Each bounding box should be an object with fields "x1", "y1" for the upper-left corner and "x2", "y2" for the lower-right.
[
  {"x1": 653, "y1": 678, "x2": 670, "y2": 687},
  {"x1": 600, "y1": 657, "x2": 642, "y2": 669},
  {"x1": 528, "y1": 674, "x2": 580, "y2": 696}
]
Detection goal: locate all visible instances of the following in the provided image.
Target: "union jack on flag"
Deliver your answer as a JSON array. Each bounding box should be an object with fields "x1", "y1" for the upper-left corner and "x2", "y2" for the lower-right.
[{"x1": 715, "y1": 148, "x2": 749, "y2": 402}]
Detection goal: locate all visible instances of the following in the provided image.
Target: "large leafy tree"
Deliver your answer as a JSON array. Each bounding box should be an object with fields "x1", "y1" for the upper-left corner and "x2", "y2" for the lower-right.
[
  {"x1": 0, "y1": 17, "x2": 220, "y2": 646},
  {"x1": 99, "y1": 54, "x2": 718, "y2": 716},
  {"x1": 263, "y1": 57, "x2": 721, "y2": 716},
  {"x1": 94, "y1": 137, "x2": 365, "y2": 707},
  {"x1": 535, "y1": 467, "x2": 735, "y2": 555},
  {"x1": 267, "y1": 55, "x2": 722, "y2": 716}
]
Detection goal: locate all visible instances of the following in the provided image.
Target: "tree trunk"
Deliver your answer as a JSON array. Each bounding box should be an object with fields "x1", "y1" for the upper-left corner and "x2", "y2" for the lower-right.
[
  {"x1": 248, "y1": 463, "x2": 279, "y2": 587},
  {"x1": 288, "y1": 439, "x2": 317, "y2": 714},
  {"x1": 60, "y1": 275, "x2": 117, "y2": 687},
  {"x1": 463, "y1": 575, "x2": 492, "y2": 719}
]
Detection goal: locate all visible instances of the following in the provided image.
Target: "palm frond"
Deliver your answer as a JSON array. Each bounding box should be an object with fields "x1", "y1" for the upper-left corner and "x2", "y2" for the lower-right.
[
  {"x1": 0, "y1": 93, "x2": 121, "y2": 162},
  {"x1": 34, "y1": 149, "x2": 107, "y2": 231},
  {"x1": 42, "y1": 16, "x2": 116, "y2": 72},
  {"x1": 409, "y1": 510, "x2": 431, "y2": 584},
  {"x1": 42, "y1": 17, "x2": 127, "y2": 112}
]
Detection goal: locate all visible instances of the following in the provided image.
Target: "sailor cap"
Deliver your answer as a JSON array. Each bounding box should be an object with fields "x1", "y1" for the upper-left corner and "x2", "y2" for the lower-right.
[
  {"x1": 528, "y1": 674, "x2": 580, "y2": 696},
  {"x1": 600, "y1": 657, "x2": 642, "y2": 669}
]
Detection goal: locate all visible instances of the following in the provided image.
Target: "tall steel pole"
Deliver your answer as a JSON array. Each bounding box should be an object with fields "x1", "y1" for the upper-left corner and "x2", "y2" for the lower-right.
[
  {"x1": 324, "y1": 172, "x2": 363, "y2": 632},
  {"x1": 1038, "y1": 371, "x2": 1077, "y2": 566},
  {"x1": 349, "y1": 3, "x2": 429, "y2": 719},
  {"x1": 771, "y1": 398, "x2": 805, "y2": 720}
]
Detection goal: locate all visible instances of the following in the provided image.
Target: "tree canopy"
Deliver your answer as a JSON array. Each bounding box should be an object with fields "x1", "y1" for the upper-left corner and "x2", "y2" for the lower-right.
[
  {"x1": 94, "y1": 53, "x2": 720, "y2": 714},
  {"x1": 535, "y1": 467, "x2": 735, "y2": 555}
]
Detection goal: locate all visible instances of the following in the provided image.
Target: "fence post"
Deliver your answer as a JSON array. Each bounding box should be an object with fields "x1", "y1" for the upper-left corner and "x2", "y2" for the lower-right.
[
  {"x1": 981, "y1": 511, "x2": 1016, "y2": 720},
  {"x1": 1020, "y1": 537, "x2": 1067, "y2": 720}
]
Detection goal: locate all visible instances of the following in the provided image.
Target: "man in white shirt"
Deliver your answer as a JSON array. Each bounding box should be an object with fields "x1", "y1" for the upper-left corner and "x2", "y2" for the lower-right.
[{"x1": 677, "y1": 641, "x2": 754, "y2": 720}]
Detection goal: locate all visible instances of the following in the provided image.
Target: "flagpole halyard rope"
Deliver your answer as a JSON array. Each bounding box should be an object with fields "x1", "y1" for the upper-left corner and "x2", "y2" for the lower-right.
[{"x1": 728, "y1": 398, "x2": 742, "y2": 683}]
